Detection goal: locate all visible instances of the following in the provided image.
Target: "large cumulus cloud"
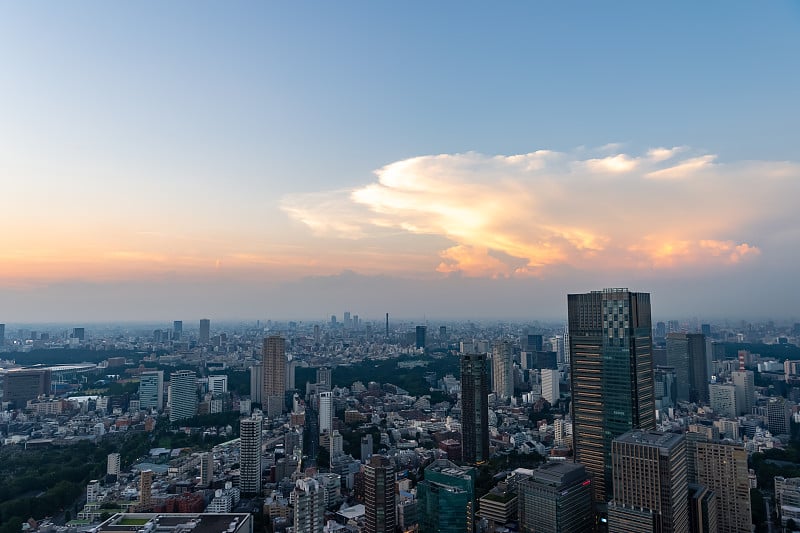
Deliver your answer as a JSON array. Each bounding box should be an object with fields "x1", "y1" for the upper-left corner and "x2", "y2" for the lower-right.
[{"x1": 282, "y1": 147, "x2": 800, "y2": 278}]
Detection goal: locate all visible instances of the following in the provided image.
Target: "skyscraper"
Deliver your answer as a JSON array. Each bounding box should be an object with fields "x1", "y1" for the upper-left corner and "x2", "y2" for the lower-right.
[
  {"x1": 666, "y1": 333, "x2": 708, "y2": 403},
  {"x1": 199, "y1": 318, "x2": 210, "y2": 344},
  {"x1": 695, "y1": 441, "x2": 752, "y2": 533},
  {"x1": 169, "y1": 370, "x2": 197, "y2": 422},
  {"x1": 138, "y1": 370, "x2": 164, "y2": 411},
  {"x1": 172, "y1": 320, "x2": 183, "y2": 341},
  {"x1": 492, "y1": 340, "x2": 514, "y2": 399},
  {"x1": 0, "y1": 323, "x2": 5, "y2": 346},
  {"x1": 364, "y1": 455, "x2": 396, "y2": 533},
  {"x1": 731, "y1": 370, "x2": 754, "y2": 416},
  {"x1": 263, "y1": 335, "x2": 287, "y2": 417},
  {"x1": 249, "y1": 363, "x2": 263, "y2": 404},
  {"x1": 460, "y1": 353, "x2": 490, "y2": 464},
  {"x1": 568, "y1": 288, "x2": 655, "y2": 503},
  {"x1": 239, "y1": 415, "x2": 263, "y2": 495},
  {"x1": 139, "y1": 469, "x2": 153, "y2": 510},
  {"x1": 319, "y1": 391, "x2": 333, "y2": 435},
  {"x1": 608, "y1": 430, "x2": 688, "y2": 533},
  {"x1": 541, "y1": 368, "x2": 560, "y2": 405},
  {"x1": 416, "y1": 325, "x2": 427, "y2": 349}
]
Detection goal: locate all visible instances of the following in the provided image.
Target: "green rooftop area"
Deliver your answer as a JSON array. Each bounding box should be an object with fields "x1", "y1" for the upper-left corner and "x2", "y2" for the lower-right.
[{"x1": 117, "y1": 518, "x2": 151, "y2": 526}]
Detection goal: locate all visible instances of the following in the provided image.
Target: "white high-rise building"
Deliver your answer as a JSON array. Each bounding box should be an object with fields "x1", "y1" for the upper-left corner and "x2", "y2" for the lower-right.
[
  {"x1": 541, "y1": 369, "x2": 560, "y2": 405},
  {"x1": 492, "y1": 341, "x2": 514, "y2": 399},
  {"x1": 139, "y1": 371, "x2": 164, "y2": 411},
  {"x1": 208, "y1": 374, "x2": 228, "y2": 395},
  {"x1": 319, "y1": 392, "x2": 333, "y2": 435},
  {"x1": 107, "y1": 453, "x2": 121, "y2": 476},
  {"x1": 239, "y1": 416, "x2": 263, "y2": 494}
]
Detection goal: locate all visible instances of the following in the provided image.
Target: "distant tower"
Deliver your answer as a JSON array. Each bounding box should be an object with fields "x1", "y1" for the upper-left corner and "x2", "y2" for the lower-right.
[
  {"x1": 364, "y1": 455, "x2": 396, "y2": 533},
  {"x1": 666, "y1": 333, "x2": 708, "y2": 403},
  {"x1": 461, "y1": 353, "x2": 489, "y2": 464},
  {"x1": 415, "y1": 325, "x2": 427, "y2": 349},
  {"x1": 541, "y1": 368, "x2": 560, "y2": 405},
  {"x1": 172, "y1": 320, "x2": 183, "y2": 341},
  {"x1": 168, "y1": 370, "x2": 197, "y2": 422},
  {"x1": 250, "y1": 363, "x2": 263, "y2": 404},
  {"x1": 263, "y1": 335, "x2": 287, "y2": 417},
  {"x1": 385, "y1": 313, "x2": 389, "y2": 337},
  {"x1": 199, "y1": 318, "x2": 210, "y2": 344},
  {"x1": 731, "y1": 370, "x2": 754, "y2": 416},
  {"x1": 72, "y1": 327, "x2": 85, "y2": 341},
  {"x1": 0, "y1": 323, "x2": 5, "y2": 346},
  {"x1": 239, "y1": 416, "x2": 263, "y2": 495},
  {"x1": 139, "y1": 370, "x2": 164, "y2": 411},
  {"x1": 199, "y1": 452, "x2": 214, "y2": 487},
  {"x1": 608, "y1": 430, "x2": 688, "y2": 533},
  {"x1": 492, "y1": 341, "x2": 514, "y2": 399},
  {"x1": 319, "y1": 391, "x2": 333, "y2": 435},
  {"x1": 568, "y1": 288, "x2": 655, "y2": 503}
]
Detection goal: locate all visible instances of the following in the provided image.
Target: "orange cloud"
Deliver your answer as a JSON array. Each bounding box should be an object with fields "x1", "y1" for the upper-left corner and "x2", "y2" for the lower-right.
[{"x1": 283, "y1": 147, "x2": 797, "y2": 278}]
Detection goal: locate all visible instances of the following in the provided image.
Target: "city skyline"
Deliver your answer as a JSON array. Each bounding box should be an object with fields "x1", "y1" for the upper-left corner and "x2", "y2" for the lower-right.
[{"x1": 2, "y1": 3, "x2": 800, "y2": 322}]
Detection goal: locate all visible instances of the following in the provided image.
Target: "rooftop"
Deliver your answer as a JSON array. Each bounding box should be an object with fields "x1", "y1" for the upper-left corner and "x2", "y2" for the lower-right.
[{"x1": 97, "y1": 513, "x2": 252, "y2": 533}]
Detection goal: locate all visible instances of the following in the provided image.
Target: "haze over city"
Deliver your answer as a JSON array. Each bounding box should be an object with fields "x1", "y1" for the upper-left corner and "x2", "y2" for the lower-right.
[{"x1": 2, "y1": 2, "x2": 799, "y2": 321}]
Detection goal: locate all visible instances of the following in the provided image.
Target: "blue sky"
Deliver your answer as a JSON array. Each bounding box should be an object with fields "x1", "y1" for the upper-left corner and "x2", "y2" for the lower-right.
[{"x1": 1, "y1": 2, "x2": 799, "y2": 321}]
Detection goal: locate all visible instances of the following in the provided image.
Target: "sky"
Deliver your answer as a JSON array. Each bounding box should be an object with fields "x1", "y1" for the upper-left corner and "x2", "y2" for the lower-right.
[{"x1": 1, "y1": 2, "x2": 800, "y2": 322}]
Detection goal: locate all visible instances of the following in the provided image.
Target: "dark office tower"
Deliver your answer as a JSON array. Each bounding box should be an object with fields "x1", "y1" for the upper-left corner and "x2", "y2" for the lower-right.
[
  {"x1": 568, "y1": 288, "x2": 655, "y2": 504},
  {"x1": 518, "y1": 462, "x2": 593, "y2": 533},
  {"x1": 364, "y1": 455, "x2": 396, "y2": 533},
  {"x1": 0, "y1": 323, "x2": 5, "y2": 346},
  {"x1": 700, "y1": 324, "x2": 711, "y2": 337},
  {"x1": 385, "y1": 313, "x2": 389, "y2": 337},
  {"x1": 198, "y1": 319, "x2": 210, "y2": 344},
  {"x1": 415, "y1": 326, "x2": 427, "y2": 349},
  {"x1": 263, "y1": 335, "x2": 287, "y2": 417},
  {"x1": 250, "y1": 363, "x2": 263, "y2": 404},
  {"x1": 461, "y1": 353, "x2": 490, "y2": 464},
  {"x1": 3, "y1": 369, "x2": 51, "y2": 408},
  {"x1": 655, "y1": 321, "x2": 667, "y2": 339},
  {"x1": 439, "y1": 325, "x2": 447, "y2": 340},
  {"x1": 72, "y1": 327, "x2": 85, "y2": 341},
  {"x1": 666, "y1": 333, "x2": 708, "y2": 404},
  {"x1": 172, "y1": 320, "x2": 182, "y2": 341},
  {"x1": 526, "y1": 334, "x2": 544, "y2": 352},
  {"x1": 608, "y1": 430, "x2": 688, "y2": 533}
]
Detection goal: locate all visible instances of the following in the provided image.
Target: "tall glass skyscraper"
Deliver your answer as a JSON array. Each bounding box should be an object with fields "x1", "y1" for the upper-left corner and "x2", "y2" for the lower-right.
[
  {"x1": 460, "y1": 353, "x2": 489, "y2": 464},
  {"x1": 417, "y1": 459, "x2": 476, "y2": 533},
  {"x1": 568, "y1": 288, "x2": 655, "y2": 503}
]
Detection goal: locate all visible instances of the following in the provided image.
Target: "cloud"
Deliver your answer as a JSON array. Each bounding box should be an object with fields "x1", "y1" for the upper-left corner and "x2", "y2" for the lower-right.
[{"x1": 282, "y1": 147, "x2": 800, "y2": 278}]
